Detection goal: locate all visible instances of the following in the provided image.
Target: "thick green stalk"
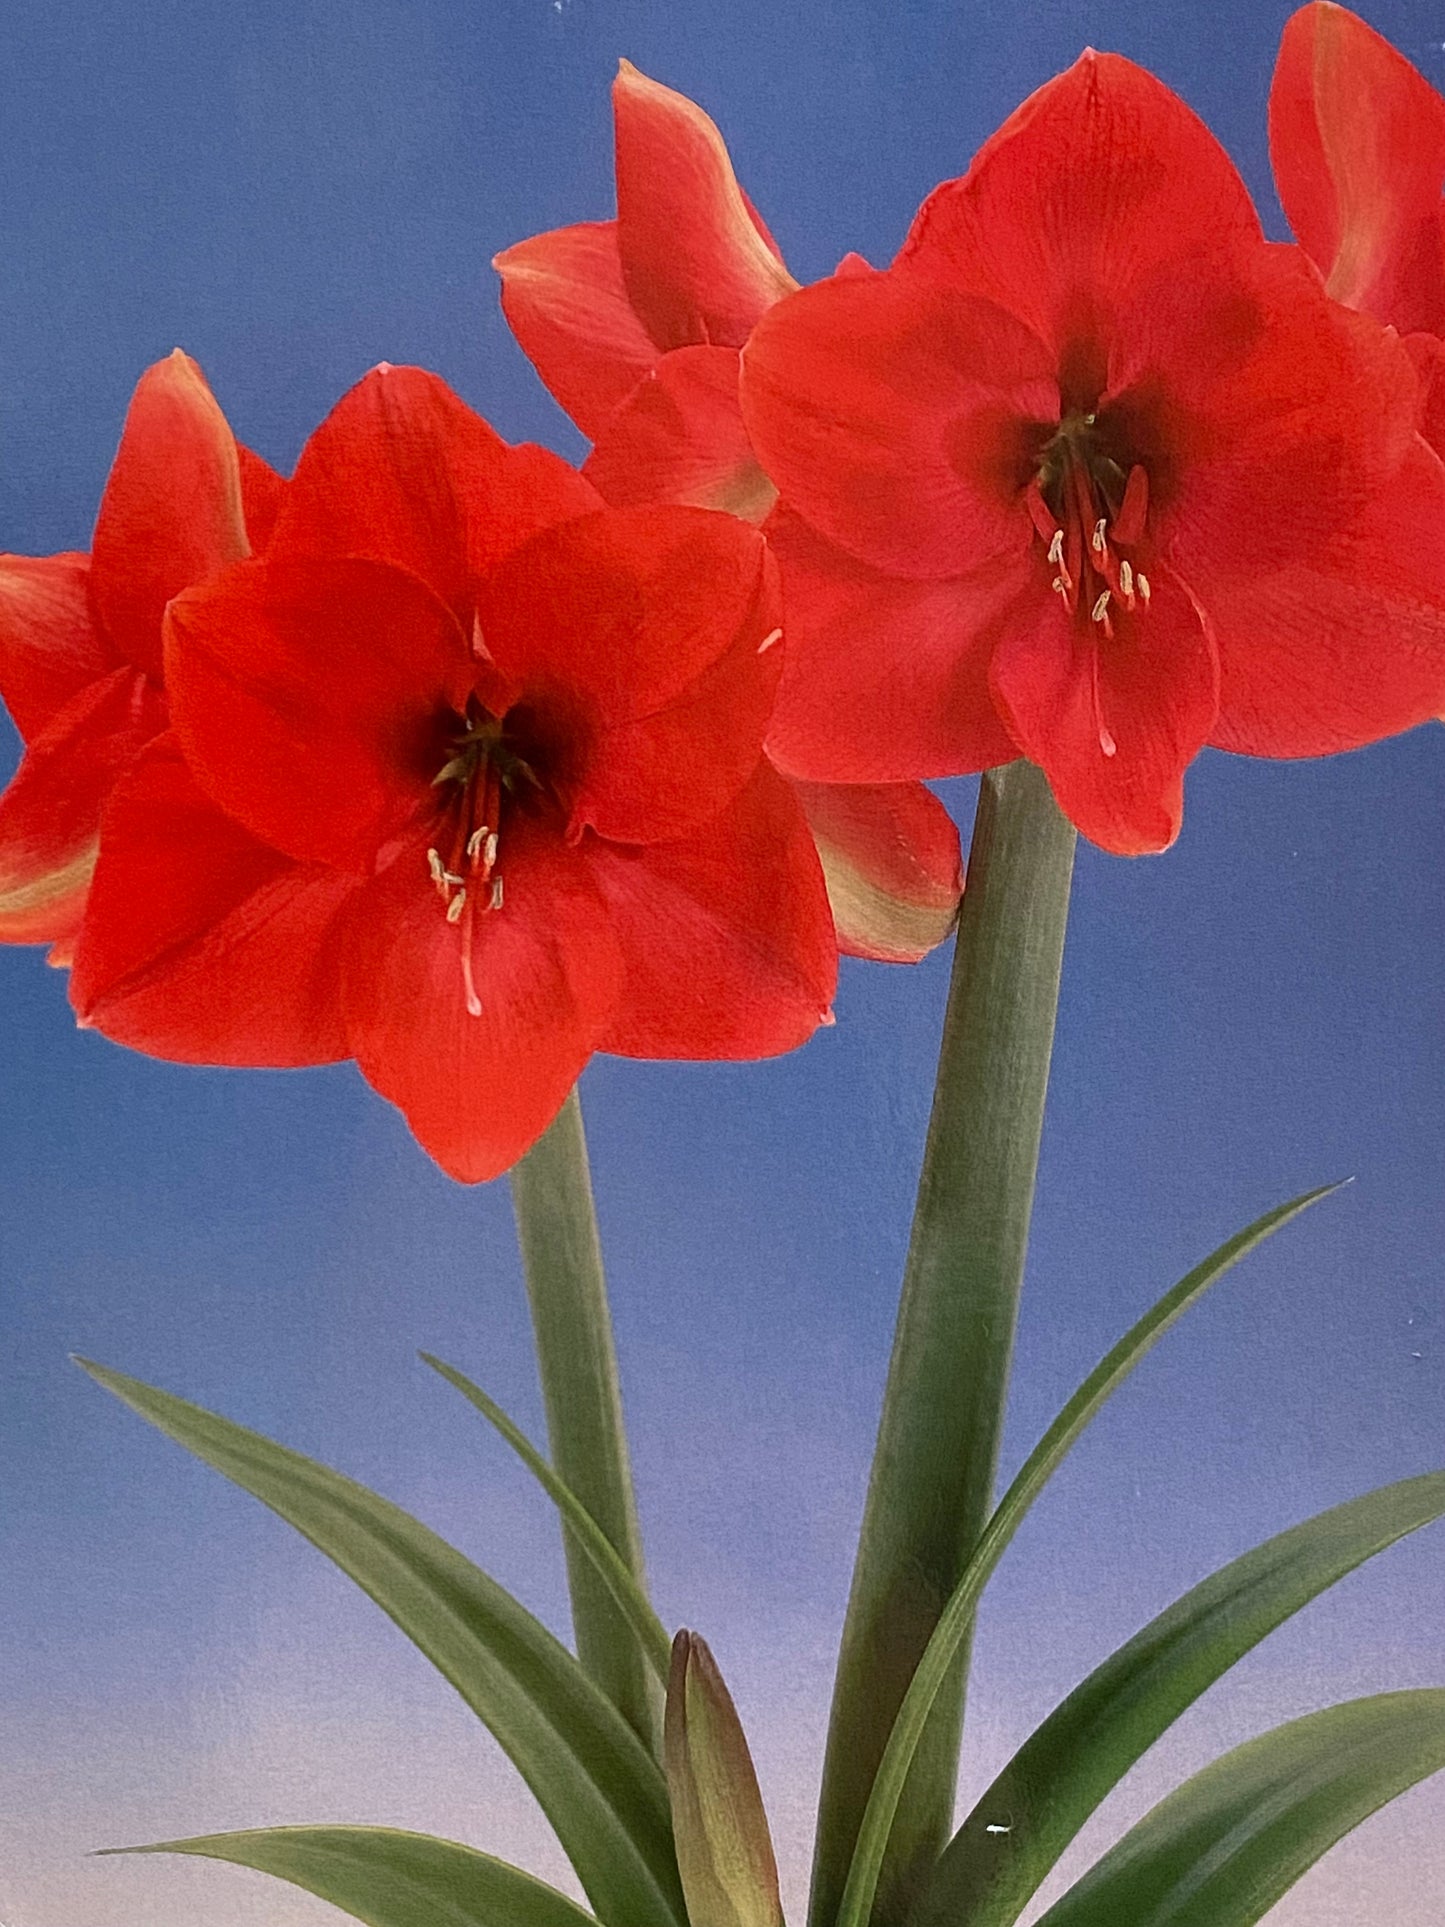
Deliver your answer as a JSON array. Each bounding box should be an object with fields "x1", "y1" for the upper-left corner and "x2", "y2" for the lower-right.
[
  {"x1": 510, "y1": 1089, "x2": 661, "y2": 1755},
  {"x1": 808, "y1": 761, "x2": 1076, "y2": 1927}
]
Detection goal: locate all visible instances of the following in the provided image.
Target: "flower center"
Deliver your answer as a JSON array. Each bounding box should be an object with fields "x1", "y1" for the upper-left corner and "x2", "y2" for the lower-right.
[
  {"x1": 1027, "y1": 412, "x2": 1153, "y2": 758},
  {"x1": 427, "y1": 700, "x2": 545, "y2": 1017}
]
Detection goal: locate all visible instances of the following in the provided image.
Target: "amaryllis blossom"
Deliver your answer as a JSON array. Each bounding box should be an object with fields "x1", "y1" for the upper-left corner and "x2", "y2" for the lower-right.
[
  {"x1": 70, "y1": 367, "x2": 837, "y2": 1183},
  {"x1": 1271, "y1": 2, "x2": 1445, "y2": 454},
  {"x1": 740, "y1": 51, "x2": 1445, "y2": 855},
  {"x1": 497, "y1": 61, "x2": 964, "y2": 959},
  {"x1": 0, "y1": 351, "x2": 281, "y2": 958}
]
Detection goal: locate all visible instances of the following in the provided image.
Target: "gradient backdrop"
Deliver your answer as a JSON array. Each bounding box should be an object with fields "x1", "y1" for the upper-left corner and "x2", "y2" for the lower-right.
[{"x1": 3, "y1": 1, "x2": 1444, "y2": 1921}]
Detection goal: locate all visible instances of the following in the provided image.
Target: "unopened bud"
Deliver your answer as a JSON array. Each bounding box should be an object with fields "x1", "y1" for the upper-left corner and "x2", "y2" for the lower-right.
[{"x1": 665, "y1": 1631, "x2": 785, "y2": 1927}]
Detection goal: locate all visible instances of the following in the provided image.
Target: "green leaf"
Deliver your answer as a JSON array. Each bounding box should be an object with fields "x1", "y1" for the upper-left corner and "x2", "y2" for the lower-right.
[
  {"x1": 834, "y1": 1183, "x2": 1338, "y2": 1927},
  {"x1": 76, "y1": 1360, "x2": 685, "y2": 1927},
  {"x1": 104, "y1": 1825, "x2": 600, "y2": 1927},
  {"x1": 421, "y1": 1352, "x2": 672, "y2": 1687},
  {"x1": 510, "y1": 1090, "x2": 661, "y2": 1754},
  {"x1": 1034, "y1": 1691, "x2": 1445, "y2": 1926},
  {"x1": 811, "y1": 761, "x2": 1076, "y2": 1927},
  {"x1": 919, "y1": 1471, "x2": 1445, "y2": 1927}
]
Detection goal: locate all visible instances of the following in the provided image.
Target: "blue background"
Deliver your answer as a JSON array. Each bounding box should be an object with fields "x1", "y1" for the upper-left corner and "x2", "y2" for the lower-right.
[{"x1": 2, "y1": 1, "x2": 1443, "y2": 1921}]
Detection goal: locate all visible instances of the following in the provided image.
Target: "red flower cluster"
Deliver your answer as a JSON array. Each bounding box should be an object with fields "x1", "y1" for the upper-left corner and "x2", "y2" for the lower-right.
[
  {"x1": 1, "y1": 366, "x2": 838, "y2": 1180},
  {"x1": 6, "y1": 12, "x2": 1445, "y2": 1173},
  {"x1": 500, "y1": 33, "x2": 1445, "y2": 858}
]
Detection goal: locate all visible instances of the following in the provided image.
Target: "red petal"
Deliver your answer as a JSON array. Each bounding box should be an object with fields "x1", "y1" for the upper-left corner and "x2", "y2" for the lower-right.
[
  {"x1": 741, "y1": 271, "x2": 1055, "y2": 580},
  {"x1": 1407, "y1": 331, "x2": 1445, "y2": 460},
  {"x1": 590, "y1": 761, "x2": 835, "y2": 1058},
  {"x1": 989, "y1": 563, "x2": 1219, "y2": 856},
  {"x1": 70, "y1": 735, "x2": 354, "y2": 1064},
  {"x1": 1113, "y1": 244, "x2": 1422, "y2": 573},
  {"x1": 476, "y1": 505, "x2": 782, "y2": 842},
  {"x1": 0, "y1": 665, "x2": 164, "y2": 943},
  {"x1": 897, "y1": 51, "x2": 1262, "y2": 349},
  {"x1": 165, "y1": 556, "x2": 470, "y2": 870},
  {"x1": 0, "y1": 552, "x2": 121, "y2": 741},
  {"x1": 1207, "y1": 437, "x2": 1445, "y2": 756},
  {"x1": 90, "y1": 351, "x2": 252, "y2": 681},
  {"x1": 272, "y1": 366, "x2": 596, "y2": 613},
  {"x1": 1270, "y1": 3, "x2": 1445, "y2": 334},
  {"x1": 495, "y1": 220, "x2": 660, "y2": 440},
  {"x1": 613, "y1": 60, "x2": 796, "y2": 352},
  {"x1": 239, "y1": 444, "x2": 287, "y2": 550},
  {"x1": 584, "y1": 346, "x2": 777, "y2": 521},
  {"x1": 791, "y1": 776, "x2": 962, "y2": 963},
  {"x1": 761, "y1": 509, "x2": 1020, "y2": 783},
  {"x1": 340, "y1": 816, "x2": 623, "y2": 1183}
]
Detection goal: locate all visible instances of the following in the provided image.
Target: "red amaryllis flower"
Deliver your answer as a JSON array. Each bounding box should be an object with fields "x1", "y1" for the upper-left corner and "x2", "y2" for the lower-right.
[
  {"x1": 1271, "y1": 2, "x2": 1445, "y2": 454},
  {"x1": 70, "y1": 367, "x2": 836, "y2": 1183},
  {"x1": 497, "y1": 62, "x2": 964, "y2": 959},
  {"x1": 0, "y1": 351, "x2": 281, "y2": 957},
  {"x1": 740, "y1": 51, "x2": 1445, "y2": 855},
  {"x1": 495, "y1": 58, "x2": 791, "y2": 520}
]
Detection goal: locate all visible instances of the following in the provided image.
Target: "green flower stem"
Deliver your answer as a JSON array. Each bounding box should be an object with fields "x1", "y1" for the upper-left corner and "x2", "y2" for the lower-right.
[
  {"x1": 809, "y1": 760, "x2": 1076, "y2": 1927},
  {"x1": 510, "y1": 1088, "x2": 661, "y2": 1755}
]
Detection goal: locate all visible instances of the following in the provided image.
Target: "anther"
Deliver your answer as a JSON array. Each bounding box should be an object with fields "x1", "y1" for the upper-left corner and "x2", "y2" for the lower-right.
[
  {"x1": 757, "y1": 626, "x2": 783, "y2": 654},
  {"x1": 1091, "y1": 517, "x2": 1108, "y2": 556},
  {"x1": 1119, "y1": 559, "x2": 1134, "y2": 600},
  {"x1": 490, "y1": 877, "x2": 504, "y2": 910},
  {"x1": 1099, "y1": 726, "x2": 1118, "y2": 758},
  {"x1": 1091, "y1": 590, "x2": 1112, "y2": 623},
  {"x1": 446, "y1": 889, "x2": 467, "y2": 924},
  {"x1": 485, "y1": 833, "x2": 499, "y2": 870},
  {"x1": 1047, "y1": 529, "x2": 1065, "y2": 566},
  {"x1": 466, "y1": 827, "x2": 487, "y2": 861},
  {"x1": 1052, "y1": 575, "x2": 1070, "y2": 599},
  {"x1": 1136, "y1": 572, "x2": 1151, "y2": 604},
  {"x1": 427, "y1": 847, "x2": 445, "y2": 883}
]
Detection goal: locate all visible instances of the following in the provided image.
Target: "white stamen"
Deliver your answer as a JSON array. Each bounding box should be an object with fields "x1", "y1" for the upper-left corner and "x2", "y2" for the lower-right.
[
  {"x1": 466, "y1": 826, "x2": 487, "y2": 860},
  {"x1": 485, "y1": 832, "x2": 499, "y2": 869},
  {"x1": 1052, "y1": 576, "x2": 1070, "y2": 599},
  {"x1": 441, "y1": 868, "x2": 465, "y2": 888},
  {"x1": 757, "y1": 626, "x2": 783, "y2": 654},
  {"x1": 985, "y1": 1824, "x2": 1012, "y2": 1836},
  {"x1": 1047, "y1": 529, "x2": 1065, "y2": 566},
  {"x1": 1091, "y1": 517, "x2": 1108, "y2": 555},
  {"x1": 490, "y1": 877, "x2": 505, "y2": 910},
  {"x1": 1091, "y1": 590, "x2": 1112, "y2": 623},
  {"x1": 446, "y1": 889, "x2": 467, "y2": 924},
  {"x1": 1119, "y1": 559, "x2": 1134, "y2": 599},
  {"x1": 427, "y1": 847, "x2": 445, "y2": 884},
  {"x1": 1136, "y1": 571, "x2": 1152, "y2": 604},
  {"x1": 1099, "y1": 726, "x2": 1117, "y2": 758}
]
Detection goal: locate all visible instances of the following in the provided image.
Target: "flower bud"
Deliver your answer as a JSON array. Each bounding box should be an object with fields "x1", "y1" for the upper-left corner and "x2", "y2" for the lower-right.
[{"x1": 665, "y1": 1630, "x2": 785, "y2": 1927}]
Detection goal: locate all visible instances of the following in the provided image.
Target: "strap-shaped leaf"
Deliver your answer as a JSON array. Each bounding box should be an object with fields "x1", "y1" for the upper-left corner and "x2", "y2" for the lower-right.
[
  {"x1": 833, "y1": 1184, "x2": 1338, "y2": 1927},
  {"x1": 421, "y1": 1352, "x2": 672, "y2": 1686},
  {"x1": 919, "y1": 1471, "x2": 1445, "y2": 1927},
  {"x1": 1034, "y1": 1690, "x2": 1445, "y2": 1926},
  {"x1": 105, "y1": 1825, "x2": 600, "y2": 1927},
  {"x1": 77, "y1": 1360, "x2": 686, "y2": 1927}
]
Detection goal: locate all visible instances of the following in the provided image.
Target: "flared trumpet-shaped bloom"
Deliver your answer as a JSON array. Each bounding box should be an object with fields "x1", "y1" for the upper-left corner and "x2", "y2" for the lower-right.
[
  {"x1": 1271, "y1": 2, "x2": 1445, "y2": 453},
  {"x1": 741, "y1": 51, "x2": 1445, "y2": 855},
  {"x1": 498, "y1": 62, "x2": 964, "y2": 959},
  {"x1": 0, "y1": 352, "x2": 281, "y2": 956},
  {"x1": 71, "y1": 367, "x2": 837, "y2": 1182}
]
